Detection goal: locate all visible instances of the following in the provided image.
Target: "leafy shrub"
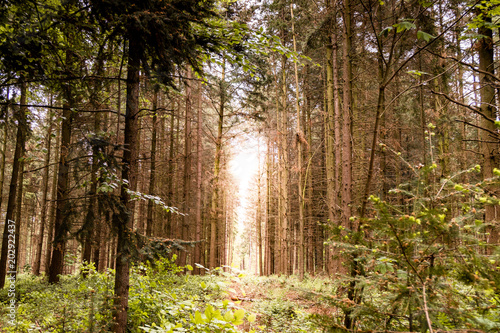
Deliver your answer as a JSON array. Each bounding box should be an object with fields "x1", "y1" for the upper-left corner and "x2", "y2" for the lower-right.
[
  {"x1": 0, "y1": 264, "x2": 114, "y2": 332},
  {"x1": 326, "y1": 164, "x2": 500, "y2": 332},
  {"x1": 253, "y1": 297, "x2": 318, "y2": 333},
  {"x1": 0, "y1": 258, "x2": 257, "y2": 332}
]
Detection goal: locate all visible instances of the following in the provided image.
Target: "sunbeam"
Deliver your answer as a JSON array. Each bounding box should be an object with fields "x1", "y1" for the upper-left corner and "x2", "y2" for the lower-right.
[{"x1": 229, "y1": 134, "x2": 262, "y2": 272}]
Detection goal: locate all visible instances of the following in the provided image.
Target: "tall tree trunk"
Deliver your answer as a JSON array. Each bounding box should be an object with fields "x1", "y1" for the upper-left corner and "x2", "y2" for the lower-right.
[
  {"x1": 477, "y1": 16, "x2": 498, "y2": 249},
  {"x1": 333, "y1": 28, "x2": 343, "y2": 274},
  {"x1": 290, "y1": 3, "x2": 304, "y2": 280},
  {"x1": 280, "y1": 54, "x2": 289, "y2": 274},
  {"x1": 256, "y1": 142, "x2": 263, "y2": 275},
  {"x1": 116, "y1": 41, "x2": 125, "y2": 147},
  {"x1": 14, "y1": 157, "x2": 25, "y2": 273},
  {"x1": 48, "y1": 68, "x2": 75, "y2": 283},
  {"x1": 94, "y1": 103, "x2": 111, "y2": 272},
  {"x1": 166, "y1": 98, "x2": 176, "y2": 238},
  {"x1": 82, "y1": 112, "x2": 102, "y2": 269},
  {"x1": 49, "y1": 34, "x2": 79, "y2": 282},
  {"x1": 266, "y1": 134, "x2": 274, "y2": 275},
  {"x1": 136, "y1": 161, "x2": 144, "y2": 232},
  {"x1": 418, "y1": 54, "x2": 428, "y2": 167},
  {"x1": 274, "y1": 59, "x2": 283, "y2": 274},
  {"x1": 325, "y1": 7, "x2": 336, "y2": 225},
  {"x1": 341, "y1": 0, "x2": 353, "y2": 228},
  {"x1": 83, "y1": 55, "x2": 106, "y2": 269},
  {"x1": 304, "y1": 67, "x2": 314, "y2": 274},
  {"x1": 194, "y1": 80, "x2": 203, "y2": 273},
  {"x1": 44, "y1": 121, "x2": 60, "y2": 274},
  {"x1": 113, "y1": 34, "x2": 141, "y2": 333},
  {"x1": 146, "y1": 89, "x2": 158, "y2": 237},
  {"x1": 182, "y1": 68, "x2": 193, "y2": 266},
  {"x1": 0, "y1": 80, "x2": 28, "y2": 288},
  {"x1": 324, "y1": 22, "x2": 335, "y2": 276},
  {"x1": 220, "y1": 189, "x2": 227, "y2": 267},
  {"x1": 210, "y1": 59, "x2": 225, "y2": 269},
  {"x1": 0, "y1": 87, "x2": 9, "y2": 216},
  {"x1": 359, "y1": 79, "x2": 386, "y2": 218},
  {"x1": 174, "y1": 96, "x2": 181, "y2": 240},
  {"x1": 33, "y1": 111, "x2": 54, "y2": 275},
  {"x1": 434, "y1": 6, "x2": 450, "y2": 179},
  {"x1": 342, "y1": 0, "x2": 355, "y2": 328}
]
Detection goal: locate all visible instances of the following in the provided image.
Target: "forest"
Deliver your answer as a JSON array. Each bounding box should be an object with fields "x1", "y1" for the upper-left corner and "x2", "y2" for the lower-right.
[{"x1": 0, "y1": 0, "x2": 499, "y2": 332}]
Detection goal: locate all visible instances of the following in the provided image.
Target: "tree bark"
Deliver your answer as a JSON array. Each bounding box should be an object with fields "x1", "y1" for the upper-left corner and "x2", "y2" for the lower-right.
[
  {"x1": 290, "y1": 3, "x2": 304, "y2": 280},
  {"x1": 210, "y1": 59, "x2": 225, "y2": 269},
  {"x1": 266, "y1": 134, "x2": 274, "y2": 275},
  {"x1": 0, "y1": 88, "x2": 9, "y2": 218},
  {"x1": 48, "y1": 71, "x2": 75, "y2": 284},
  {"x1": 146, "y1": 89, "x2": 158, "y2": 237},
  {"x1": 304, "y1": 66, "x2": 314, "y2": 273},
  {"x1": 341, "y1": 0, "x2": 353, "y2": 229},
  {"x1": 0, "y1": 80, "x2": 28, "y2": 288},
  {"x1": 44, "y1": 121, "x2": 60, "y2": 274},
  {"x1": 14, "y1": 156, "x2": 25, "y2": 274},
  {"x1": 165, "y1": 98, "x2": 176, "y2": 238},
  {"x1": 325, "y1": 18, "x2": 336, "y2": 225},
  {"x1": 82, "y1": 112, "x2": 102, "y2": 270},
  {"x1": 280, "y1": 54, "x2": 289, "y2": 274},
  {"x1": 256, "y1": 142, "x2": 263, "y2": 276},
  {"x1": 181, "y1": 68, "x2": 193, "y2": 266},
  {"x1": 274, "y1": 59, "x2": 283, "y2": 274},
  {"x1": 342, "y1": 0, "x2": 355, "y2": 328},
  {"x1": 477, "y1": 16, "x2": 498, "y2": 249},
  {"x1": 194, "y1": 80, "x2": 203, "y2": 273},
  {"x1": 33, "y1": 111, "x2": 54, "y2": 275},
  {"x1": 112, "y1": 34, "x2": 141, "y2": 333}
]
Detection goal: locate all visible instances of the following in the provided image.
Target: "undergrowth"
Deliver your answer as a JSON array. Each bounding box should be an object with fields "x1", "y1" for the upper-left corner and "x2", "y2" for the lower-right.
[{"x1": 0, "y1": 258, "x2": 258, "y2": 332}]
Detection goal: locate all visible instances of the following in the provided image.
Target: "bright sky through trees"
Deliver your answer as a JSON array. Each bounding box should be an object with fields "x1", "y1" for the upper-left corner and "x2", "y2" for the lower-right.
[{"x1": 229, "y1": 134, "x2": 261, "y2": 270}]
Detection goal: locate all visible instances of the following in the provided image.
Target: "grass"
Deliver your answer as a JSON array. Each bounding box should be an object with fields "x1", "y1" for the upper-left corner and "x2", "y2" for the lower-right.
[{"x1": 0, "y1": 261, "x2": 339, "y2": 333}]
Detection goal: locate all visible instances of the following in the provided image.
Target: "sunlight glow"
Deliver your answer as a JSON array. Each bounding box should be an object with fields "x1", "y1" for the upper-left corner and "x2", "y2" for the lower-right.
[{"x1": 229, "y1": 134, "x2": 262, "y2": 272}]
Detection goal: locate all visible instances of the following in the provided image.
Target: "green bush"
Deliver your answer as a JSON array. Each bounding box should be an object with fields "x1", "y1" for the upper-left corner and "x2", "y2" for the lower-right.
[
  {"x1": 326, "y1": 164, "x2": 500, "y2": 332},
  {"x1": 0, "y1": 259, "x2": 258, "y2": 333},
  {"x1": 0, "y1": 265, "x2": 114, "y2": 332}
]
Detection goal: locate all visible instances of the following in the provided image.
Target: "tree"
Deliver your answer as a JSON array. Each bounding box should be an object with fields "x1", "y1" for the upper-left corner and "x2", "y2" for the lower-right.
[
  {"x1": 90, "y1": 0, "x2": 236, "y2": 330},
  {"x1": 0, "y1": 80, "x2": 28, "y2": 288},
  {"x1": 290, "y1": 3, "x2": 305, "y2": 280},
  {"x1": 476, "y1": 8, "x2": 499, "y2": 249},
  {"x1": 210, "y1": 58, "x2": 226, "y2": 269},
  {"x1": 0, "y1": 0, "x2": 49, "y2": 288},
  {"x1": 32, "y1": 109, "x2": 55, "y2": 275}
]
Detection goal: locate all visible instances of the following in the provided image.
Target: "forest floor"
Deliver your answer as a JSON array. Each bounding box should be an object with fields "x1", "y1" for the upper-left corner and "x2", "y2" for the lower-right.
[
  {"x1": 1, "y1": 263, "x2": 496, "y2": 332},
  {"x1": 227, "y1": 274, "x2": 342, "y2": 326},
  {"x1": 0, "y1": 262, "x2": 345, "y2": 333},
  {"x1": 225, "y1": 273, "x2": 343, "y2": 332}
]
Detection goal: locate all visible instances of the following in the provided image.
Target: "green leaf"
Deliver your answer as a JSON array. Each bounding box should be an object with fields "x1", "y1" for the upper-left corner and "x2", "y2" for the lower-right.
[
  {"x1": 233, "y1": 309, "x2": 245, "y2": 325},
  {"x1": 185, "y1": 264, "x2": 193, "y2": 271},
  {"x1": 205, "y1": 304, "x2": 215, "y2": 320},
  {"x1": 194, "y1": 311, "x2": 205, "y2": 325},
  {"x1": 247, "y1": 313, "x2": 256, "y2": 323},
  {"x1": 224, "y1": 310, "x2": 234, "y2": 322},
  {"x1": 419, "y1": 0, "x2": 433, "y2": 7},
  {"x1": 417, "y1": 30, "x2": 435, "y2": 42},
  {"x1": 393, "y1": 21, "x2": 416, "y2": 33},
  {"x1": 379, "y1": 26, "x2": 393, "y2": 37}
]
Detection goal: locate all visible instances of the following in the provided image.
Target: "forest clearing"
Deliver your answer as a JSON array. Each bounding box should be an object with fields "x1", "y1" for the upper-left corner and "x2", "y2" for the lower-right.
[{"x1": 0, "y1": 0, "x2": 499, "y2": 332}]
